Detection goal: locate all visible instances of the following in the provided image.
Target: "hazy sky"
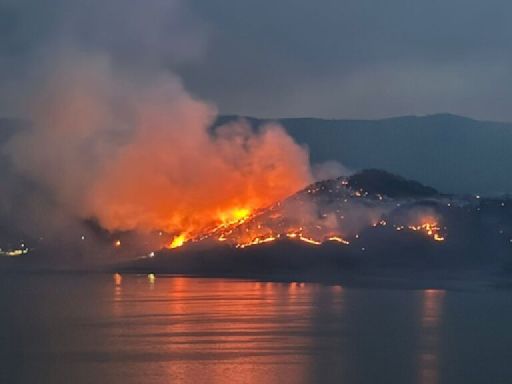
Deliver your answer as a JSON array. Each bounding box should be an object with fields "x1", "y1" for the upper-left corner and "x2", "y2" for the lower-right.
[
  {"x1": 1, "y1": 0, "x2": 512, "y2": 120},
  {"x1": 183, "y1": 0, "x2": 512, "y2": 120}
]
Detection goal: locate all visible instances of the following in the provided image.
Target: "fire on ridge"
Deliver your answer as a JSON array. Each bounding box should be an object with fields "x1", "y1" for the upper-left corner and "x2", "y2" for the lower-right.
[{"x1": 158, "y1": 171, "x2": 447, "y2": 253}]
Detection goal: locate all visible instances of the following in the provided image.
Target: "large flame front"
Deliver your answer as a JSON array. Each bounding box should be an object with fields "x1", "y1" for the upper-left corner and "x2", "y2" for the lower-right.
[
  {"x1": 89, "y1": 120, "x2": 312, "y2": 240},
  {"x1": 161, "y1": 178, "x2": 447, "y2": 252}
]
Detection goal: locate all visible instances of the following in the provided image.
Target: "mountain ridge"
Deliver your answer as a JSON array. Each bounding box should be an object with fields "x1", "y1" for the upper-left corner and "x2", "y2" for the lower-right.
[{"x1": 215, "y1": 113, "x2": 512, "y2": 194}]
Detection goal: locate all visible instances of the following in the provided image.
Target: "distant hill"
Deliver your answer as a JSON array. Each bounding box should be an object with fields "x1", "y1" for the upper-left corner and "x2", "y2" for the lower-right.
[
  {"x1": 216, "y1": 114, "x2": 512, "y2": 194},
  {"x1": 347, "y1": 169, "x2": 439, "y2": 198}
]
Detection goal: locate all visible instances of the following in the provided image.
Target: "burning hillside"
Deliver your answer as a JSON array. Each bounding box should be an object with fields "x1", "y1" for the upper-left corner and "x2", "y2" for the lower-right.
[
  {"x1": 156, "y1": 169, "x2": 447, "y2": 252},
  {"x1": 121, "y1": 169, "x2": 512, "y2": 282}
]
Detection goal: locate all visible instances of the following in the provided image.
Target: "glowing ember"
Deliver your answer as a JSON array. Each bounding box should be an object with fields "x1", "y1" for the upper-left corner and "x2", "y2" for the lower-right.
[
  {"x1": 433, "y1": 233, "x2": 445, "y2": 242},
  {"x1": 327, "y1": 236, "x2": 350, "y2": 245},
  {"x1": 407, "y1": 220, "x2": 445, "y2": 242},
  {"x1": 291, "y1": 234, "x2": 322, "y2": 245},
  {"x1": 237, "y1": 235, "x2": 278, "y2": 248}
]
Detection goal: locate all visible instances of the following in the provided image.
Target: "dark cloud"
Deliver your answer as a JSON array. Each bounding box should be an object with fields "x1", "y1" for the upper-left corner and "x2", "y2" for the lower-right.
[{"x1": 0, "y1": 0, "x2": 510, "y2": 119}]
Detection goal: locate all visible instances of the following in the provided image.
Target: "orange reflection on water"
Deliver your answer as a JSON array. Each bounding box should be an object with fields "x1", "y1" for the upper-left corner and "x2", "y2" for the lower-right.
[
  {"x1": 109, "y1": 276, "x2": 332, "y2": 384},
  {"x1": 422, "y1": 289, "x2": 445, "y2": 327},
  {"x1": 418, "y1": 289, "x2": 445, "y2": 384},
  {"x1": 113, "y1": 273, "x2": 122, "y2": 286},
  {"x1": 110, "y1": 276, "x2": 453, "y2": 384}
]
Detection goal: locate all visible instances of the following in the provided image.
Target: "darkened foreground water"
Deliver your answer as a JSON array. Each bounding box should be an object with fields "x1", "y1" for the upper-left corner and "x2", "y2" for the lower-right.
[{"x1": 1, "y1": 274, "x2": 512, "y2": 384}]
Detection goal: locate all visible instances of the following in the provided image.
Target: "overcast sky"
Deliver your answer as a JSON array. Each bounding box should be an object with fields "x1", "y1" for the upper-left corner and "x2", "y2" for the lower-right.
[
  {"x1": 182, "y1": 0, "x2": 512, "y2": 120},
  {"x1": 1, "y1": 0, "x2": 512, "y2": 121}
]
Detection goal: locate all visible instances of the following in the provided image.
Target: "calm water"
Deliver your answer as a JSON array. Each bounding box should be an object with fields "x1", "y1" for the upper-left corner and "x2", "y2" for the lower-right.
[{"x1": 1, "y1": 274, "x2": 512, "y2": 384}]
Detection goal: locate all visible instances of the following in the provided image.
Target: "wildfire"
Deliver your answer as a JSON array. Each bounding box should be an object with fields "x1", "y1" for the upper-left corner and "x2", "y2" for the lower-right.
[
  {"x1": 219, "y1": 208, "x2": 252, "y2": 225},
  {"x1": 327, "y1": 236, "x2": 351, "y2": 245},
  {"x1": 208, "y1": 215, "x2": 445, "y2": 250},
  {"x1": 407, "y1": 220, "x2": 445, "y2": 242},
  {"x1": 156, "y1": 210, "x2": 446, "y2": 253},
  {"x1": 236, "y1": 235, "x2": 278, "y2": 248},
  {"x1": 286, "y1": 233, "x2": 322, "y2": 245},
  {"x1": 233, "y1": 232, "x2": 350, "y2": 249},
  {"x1": 168, "y1": 233, "x2": 187, "y2": 249},
  {"x1": 153, "y1": 181, "x2": 447, "y2": 254},
  {"x1": 113, "y1": 273, "x2": 122, "y2": 286}
]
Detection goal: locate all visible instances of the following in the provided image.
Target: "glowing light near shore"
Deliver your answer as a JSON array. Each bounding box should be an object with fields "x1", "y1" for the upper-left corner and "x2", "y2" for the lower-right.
[
  {"x1": 0, "y1": 248, "x2": 29, "y2": 257},
  {"x1": 2, "y1": 249, "x2": 23, "y2": 256},
  {"x1": 433, "y1": 233, "x2": 445, "y2": 241}
]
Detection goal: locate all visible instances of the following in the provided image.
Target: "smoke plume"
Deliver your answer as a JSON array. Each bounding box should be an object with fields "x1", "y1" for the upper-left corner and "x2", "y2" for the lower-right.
[{"x1": 0, "y1": 0, "x2": 312, "y2": 247}]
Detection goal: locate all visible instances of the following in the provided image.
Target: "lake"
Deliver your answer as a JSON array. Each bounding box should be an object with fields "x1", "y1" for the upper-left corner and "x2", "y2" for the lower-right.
[{"x1": 1, "y1": 274, "x2": 512, "y2": 383}]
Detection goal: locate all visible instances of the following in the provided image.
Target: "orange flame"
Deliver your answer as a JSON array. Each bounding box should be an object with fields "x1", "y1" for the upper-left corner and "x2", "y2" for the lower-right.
[
  {"x1": 407, "y1": 217, "x2": 445, "y2": 241},
  {"x1": 218, "y1": 208, "x2": 252, "y2": 225},
  {"x1": 168, "y1": 234, "x2": 187, "y2": 249}
]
